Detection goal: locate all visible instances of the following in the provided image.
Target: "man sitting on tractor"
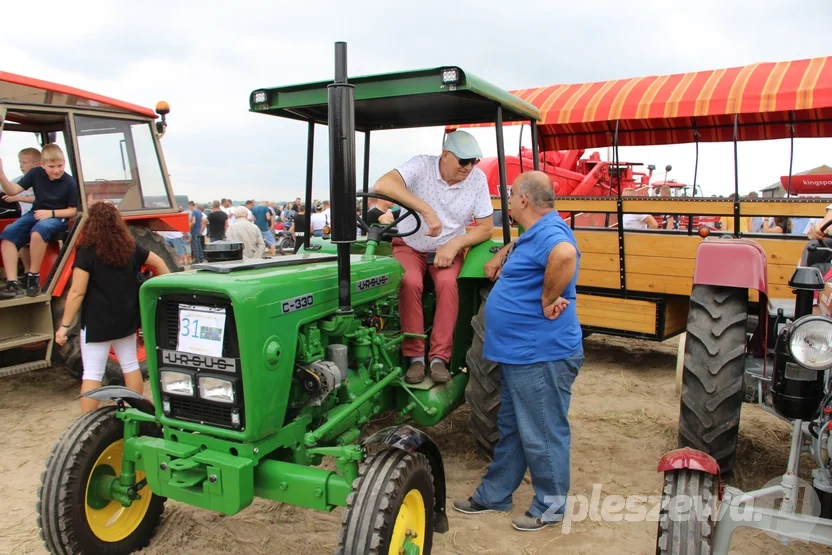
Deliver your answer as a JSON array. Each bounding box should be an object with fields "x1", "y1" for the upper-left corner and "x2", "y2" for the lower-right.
[
  {"x1": 0, "y1": 144, "x2": 78, "y2": 298},
  {"x1": 373, "y1": 130, "x2": 494, "y2": 384}
]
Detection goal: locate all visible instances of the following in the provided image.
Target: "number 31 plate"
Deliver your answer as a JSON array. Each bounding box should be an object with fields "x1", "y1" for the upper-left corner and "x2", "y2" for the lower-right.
[{"x1": 177, "y1": 304, "x2": 227, "y2": 357}]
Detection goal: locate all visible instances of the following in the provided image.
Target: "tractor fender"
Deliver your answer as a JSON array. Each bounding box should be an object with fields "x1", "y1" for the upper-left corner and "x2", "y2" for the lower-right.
[
  {"x1": 693, "y1": 238, "x2": 768, "y2": 293},
  {"x1": 363, "y1": 424, "x2": 449, "y2": 533},
  {"x1": 80, "y1": 385, "x2": 156, "y2": 415},
  {"x1": 657, "y1": 447, "x2": 720, "y2": 476}
]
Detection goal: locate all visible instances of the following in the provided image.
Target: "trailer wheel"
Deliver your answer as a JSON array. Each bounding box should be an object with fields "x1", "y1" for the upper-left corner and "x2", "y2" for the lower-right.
[
  {"x1": 337, "y1": 449, "x2": 434, "y2": 555},
  {"x1": 655, "y1": 469, "x2": 716, "y2": 555},
  {"x1": 37, "y1": 406, "x2": 165, "y2": 555},
  {"x1": 465, "y1": 287, "x2": 500, "y2": 458},
  {"x1": 678, "y1": 285, "x2": 747, "y2": 474}
]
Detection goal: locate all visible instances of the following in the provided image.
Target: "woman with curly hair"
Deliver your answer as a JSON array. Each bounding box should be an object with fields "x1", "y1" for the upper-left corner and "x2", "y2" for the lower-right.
[{"x1": 55, "y1": 202, "x2": 170, "y2": 413}]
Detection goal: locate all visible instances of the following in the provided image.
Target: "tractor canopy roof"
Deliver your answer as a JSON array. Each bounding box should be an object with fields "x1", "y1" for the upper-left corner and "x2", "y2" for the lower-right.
[
  {"x1": 0, "y1": 71, "x2": 157, "y2": 120},
  {"x1": 249, "y1": 66, "x2": 540, "y2": 130}
]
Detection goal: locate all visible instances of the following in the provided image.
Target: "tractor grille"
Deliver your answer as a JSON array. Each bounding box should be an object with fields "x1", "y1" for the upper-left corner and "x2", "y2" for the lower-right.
[
  {"x1": 168, "y1": 396, "x2": 235, "y2": 427},
  {"x1": 156, "y1": 295, "x2": 244, "y2": 430}
]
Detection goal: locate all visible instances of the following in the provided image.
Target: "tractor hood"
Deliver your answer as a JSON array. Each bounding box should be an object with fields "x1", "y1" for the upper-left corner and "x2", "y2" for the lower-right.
[{"x1": 137, "y1": 252, "x2": 404, "y2": 442}]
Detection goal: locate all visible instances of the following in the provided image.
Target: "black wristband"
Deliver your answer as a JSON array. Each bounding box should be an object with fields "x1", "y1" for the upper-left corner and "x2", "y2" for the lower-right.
[
  {"x1": 52, "y1": 210, "x2": 55, "y2": 218},
  {"x1": 60, "y1": 323, "x2": 71, "y2": 328}
]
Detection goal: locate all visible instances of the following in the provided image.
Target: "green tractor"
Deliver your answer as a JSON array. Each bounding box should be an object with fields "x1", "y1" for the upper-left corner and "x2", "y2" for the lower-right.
[{"x1": 37, "y1": 43, "x2": 541, "y2": 555}]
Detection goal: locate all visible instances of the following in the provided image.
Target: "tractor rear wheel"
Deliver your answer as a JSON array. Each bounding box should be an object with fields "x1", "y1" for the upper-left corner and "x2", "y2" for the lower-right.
[
  {"x1": 678, "y1": 285, "x2": 747, "y2": 474},
  {"x1": 38, "y1": 406, "x2": 165, "y2": 554},
  {"x1": 129, "y1": 225, "x2": 182, "y2": 272},
  {"x1": 465, "y1": 287, "x2": 500, "y2": 458},
  {"x1": 655, "y1": 469, "x2": 716, "y2": 554},
  {"x1": 337, "y1": 449, "x2": 434, "y2": 555}
]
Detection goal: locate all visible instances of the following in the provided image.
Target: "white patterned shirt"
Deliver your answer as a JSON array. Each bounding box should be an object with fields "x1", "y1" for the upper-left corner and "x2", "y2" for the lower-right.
[{"x1": 395, "y1": 155, "x2": 493, "y2": 252}]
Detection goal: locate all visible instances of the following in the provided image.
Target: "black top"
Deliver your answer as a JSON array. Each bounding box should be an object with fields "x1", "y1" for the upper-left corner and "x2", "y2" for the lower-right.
[
  {"x1": 292, "y1": 213, "x2": 306, "y2": 235},
  {"x1": 207, "y1": 210, "x2": 227, "y2": 240},
  {"x1": 74, "y1": 244, "x2": 149, "y2": 342},
  {"x1": 18, "y1": 167, "x2": 79, "y2": 211}
]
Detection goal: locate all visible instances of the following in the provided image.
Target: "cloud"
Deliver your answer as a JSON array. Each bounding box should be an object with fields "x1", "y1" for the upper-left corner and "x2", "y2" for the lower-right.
[{"x1": 2, "y1": 0, "x2": 831, "y2": 202}]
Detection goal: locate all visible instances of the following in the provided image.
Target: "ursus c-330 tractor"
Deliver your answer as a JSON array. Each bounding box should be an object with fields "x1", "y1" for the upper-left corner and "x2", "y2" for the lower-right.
[{"x1": 37, "y1": 43, "x2": 542, "y2": 555}]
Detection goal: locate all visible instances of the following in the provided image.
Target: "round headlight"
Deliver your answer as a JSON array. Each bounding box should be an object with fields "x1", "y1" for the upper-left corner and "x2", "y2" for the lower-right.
[{"x1": 788, "y1": 316, "x2": 832, "y2": 371}]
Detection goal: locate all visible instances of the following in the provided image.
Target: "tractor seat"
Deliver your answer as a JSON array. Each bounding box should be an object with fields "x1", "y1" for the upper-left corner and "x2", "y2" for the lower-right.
[{"x1": 53, "y1": 230, "x2": 70, "y2": 242}]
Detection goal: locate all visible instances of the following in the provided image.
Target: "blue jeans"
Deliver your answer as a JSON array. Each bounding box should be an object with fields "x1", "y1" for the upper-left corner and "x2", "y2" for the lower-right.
[
  {"x1": 472, "y1": 355, "x2": 583, "y2": 521},
  {"x1": 0, "y1": 211, "x2": 67, "y2": 248},
  {"x1": 190, "y1": 233, "x2": 204, "y2": 262}
]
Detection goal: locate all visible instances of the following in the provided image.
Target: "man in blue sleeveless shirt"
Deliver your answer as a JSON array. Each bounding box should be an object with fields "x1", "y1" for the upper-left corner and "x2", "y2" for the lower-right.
[{"x1": 454, "y1": 171, "x2": 583, "y2": 531}]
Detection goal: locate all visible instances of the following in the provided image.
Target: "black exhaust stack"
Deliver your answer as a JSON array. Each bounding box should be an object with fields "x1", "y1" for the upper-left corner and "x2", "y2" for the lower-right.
[{"x1": 328, "y1": 41, "x2": 356, "y2": 313}]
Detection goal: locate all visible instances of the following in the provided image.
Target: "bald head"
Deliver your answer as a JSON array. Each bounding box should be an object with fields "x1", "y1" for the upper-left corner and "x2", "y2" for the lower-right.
[{"x1": 513, "y1": 171, "x2": 555, "y2": 209}]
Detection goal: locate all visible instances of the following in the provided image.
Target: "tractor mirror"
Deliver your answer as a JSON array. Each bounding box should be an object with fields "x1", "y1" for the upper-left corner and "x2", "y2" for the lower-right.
[
  {"x1": 647, "y1": 164, "x2": 656, "y2": 171},
  {"x1": 665, "y1": 164, "x2": 673, "y2": 172}
]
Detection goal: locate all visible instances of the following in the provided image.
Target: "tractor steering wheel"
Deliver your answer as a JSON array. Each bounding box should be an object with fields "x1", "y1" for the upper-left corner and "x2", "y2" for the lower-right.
[{"x1": 356, "y1": 192, "x2": 422, "y2": 241}]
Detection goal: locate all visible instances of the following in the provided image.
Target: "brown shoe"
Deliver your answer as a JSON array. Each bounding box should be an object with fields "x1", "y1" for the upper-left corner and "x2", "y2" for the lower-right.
[
  {"x1": 430, "y1": 360, "x2": 451, "y2": 383},
  {"x1": 405, "y1": 360, "x2": 425, "y2": 384}
]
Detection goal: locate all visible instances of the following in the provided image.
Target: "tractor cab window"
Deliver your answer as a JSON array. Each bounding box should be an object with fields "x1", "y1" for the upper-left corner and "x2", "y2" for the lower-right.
[
  {"x1": 0, "y1": 109, "x2": 74, "y2": 219},
  {"x1": 74, "y1": 115, "x2": 171, "y2": 211}
]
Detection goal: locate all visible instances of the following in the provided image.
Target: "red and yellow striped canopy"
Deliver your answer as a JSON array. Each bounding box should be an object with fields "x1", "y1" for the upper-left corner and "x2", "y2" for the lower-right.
[{"x1": 505, "y1": 57, "x2": 832, "y2": 149}]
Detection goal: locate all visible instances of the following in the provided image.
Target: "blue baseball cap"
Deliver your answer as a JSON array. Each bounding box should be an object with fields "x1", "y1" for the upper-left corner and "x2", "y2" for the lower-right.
[{"x1": 443, "y1": 130, "x2": 483, "y2": 159}]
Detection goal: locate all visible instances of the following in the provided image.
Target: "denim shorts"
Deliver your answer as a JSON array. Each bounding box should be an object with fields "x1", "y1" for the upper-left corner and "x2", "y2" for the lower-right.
[
  {"x1": 261, "y1": 229, "x2": 276, "y2": 246},
  {"x1": 0, "y1": 211, "x2": 67, "y2": 248}
]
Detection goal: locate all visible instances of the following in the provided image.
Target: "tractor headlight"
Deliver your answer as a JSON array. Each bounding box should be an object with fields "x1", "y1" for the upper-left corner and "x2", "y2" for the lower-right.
[
  {"x1": 198, "y1": 376, "x2": 235, "y2": 404},
  {"x1": 788, "y1": 316, "x2": 832, "y2": 371},
  {"x1": 252, "y1": 90, "x2": 268, "y2": 104},
  {"x1": 160, "y1": 370, "x2": 194, "y2": 396}
]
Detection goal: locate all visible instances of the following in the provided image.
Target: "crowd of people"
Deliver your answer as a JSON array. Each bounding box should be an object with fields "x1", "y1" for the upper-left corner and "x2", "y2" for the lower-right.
[
  {"x1": 620, "y1": 186, "x2": 817, "y2": 235},
  {"x1": 165, "y1": 196, "x2": 392, "y2": 265}
]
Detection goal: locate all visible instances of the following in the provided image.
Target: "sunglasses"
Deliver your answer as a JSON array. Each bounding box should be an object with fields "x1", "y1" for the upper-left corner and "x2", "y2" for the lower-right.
[{"x1": 450, "y1": 152, "x2": 481, "y2": 167}]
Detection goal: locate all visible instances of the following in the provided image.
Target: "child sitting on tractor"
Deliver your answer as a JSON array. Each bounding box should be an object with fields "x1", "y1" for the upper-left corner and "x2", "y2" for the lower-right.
[{"x1": 0, "y1": 144, "x2": 79, "y2": 298}]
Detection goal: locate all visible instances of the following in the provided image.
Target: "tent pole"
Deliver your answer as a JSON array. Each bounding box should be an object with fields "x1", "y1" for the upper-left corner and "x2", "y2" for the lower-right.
[
  {"x1": 786, "y1": 111, "x2": 795, "y2": 199},
  {"x1": 531, "y1": 120, "x2": 540, "y2": 171}
]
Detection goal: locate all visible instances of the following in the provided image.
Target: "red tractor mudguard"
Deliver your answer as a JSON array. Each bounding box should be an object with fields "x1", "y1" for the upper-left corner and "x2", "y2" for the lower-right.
[
  {"x1": 693, "y1": 238, "x2": 768, "y2": 293},
  {"x1": 657, "y1": 447, "x2": 720, "y2": 476}
]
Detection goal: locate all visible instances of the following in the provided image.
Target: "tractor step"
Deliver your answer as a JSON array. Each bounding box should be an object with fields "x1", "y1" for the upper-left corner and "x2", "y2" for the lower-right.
[
  {"x1": 0, "y1": 332, "x2": 53, "y2": 352},
  {"x1": 0, "y1": 359, "x2": 51, "y2": 378},
  {"x1": 0, "y1": 292, "x2": 52, "y2": 308}
]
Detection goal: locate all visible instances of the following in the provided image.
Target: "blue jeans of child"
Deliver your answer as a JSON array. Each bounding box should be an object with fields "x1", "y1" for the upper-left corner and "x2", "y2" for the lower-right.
[{"x1": 472, "y1": 356, "x2": 583, "y2": 521}]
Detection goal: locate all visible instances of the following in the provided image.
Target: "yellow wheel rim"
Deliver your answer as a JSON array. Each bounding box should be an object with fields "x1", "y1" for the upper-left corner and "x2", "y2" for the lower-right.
[
  {"x1": 388, "y1": 489, "x2": 426, "y2": 555},
  {"x1": 84, "y1": 439, "x2": 152, "y2": 542}
]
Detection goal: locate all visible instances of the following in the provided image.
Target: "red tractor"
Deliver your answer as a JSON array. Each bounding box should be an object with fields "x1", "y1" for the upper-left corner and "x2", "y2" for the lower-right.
[{"x1": 0, "y1": 72, "x2": 187, "y2": 383}]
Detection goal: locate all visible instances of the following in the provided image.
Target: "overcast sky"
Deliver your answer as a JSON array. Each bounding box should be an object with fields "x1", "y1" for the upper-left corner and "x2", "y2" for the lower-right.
[{"x1": 2, "y1": 0, "x2": 831, "y2": 203}]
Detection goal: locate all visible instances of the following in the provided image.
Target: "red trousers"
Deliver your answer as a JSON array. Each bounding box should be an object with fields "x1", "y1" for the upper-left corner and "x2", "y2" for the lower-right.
[{"x1": 392, "y1": 238, "x2": 463, "y2": 363}]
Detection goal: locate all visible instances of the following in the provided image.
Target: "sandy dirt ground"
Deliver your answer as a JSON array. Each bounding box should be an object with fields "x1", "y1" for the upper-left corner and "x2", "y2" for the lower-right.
[{"x1": 1, "y1": 335, "x2": 829, "y2": 555}]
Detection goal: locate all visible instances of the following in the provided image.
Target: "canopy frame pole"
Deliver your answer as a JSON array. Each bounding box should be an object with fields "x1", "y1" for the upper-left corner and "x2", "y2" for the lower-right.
[
  {"x1": 732, "y1": 114, "x2": 740, "y2": 237},
  {"x1": 302, "y1": 119, "x2": 315, "y2": 252},
  {"x1": 786, "y1": 111, "x2": 795, "y2": 199},
  {"x1": 362, "y1": 130, "x2": 371, "y2": 222},
  {"x1": 531, "y1": 120, "x2": 540, "y2": 171},
  {"x1": 613, "y1": 120, "x2": 626, "y2": 292},
  {"x1": 495, "y1": 105, "x2": 511, "y2": 245}
]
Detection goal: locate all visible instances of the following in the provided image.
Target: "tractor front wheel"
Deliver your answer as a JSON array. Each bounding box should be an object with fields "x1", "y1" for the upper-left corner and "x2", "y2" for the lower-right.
[
  {"x1": 655, "y1": 469, "x2": 717, "y2": 554},
  {"x1": 678, "y1": 285, "x2": 747, "y2": 474},
  {"x1": 337, "y1": 449, "x2": 434, "y2": 555},
  {"x1": 465, "y1": 287, "x2": 500, "y2": 458},
  {"x1": 38, "y1": 406, "x2": 165, "y2": 555}
]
